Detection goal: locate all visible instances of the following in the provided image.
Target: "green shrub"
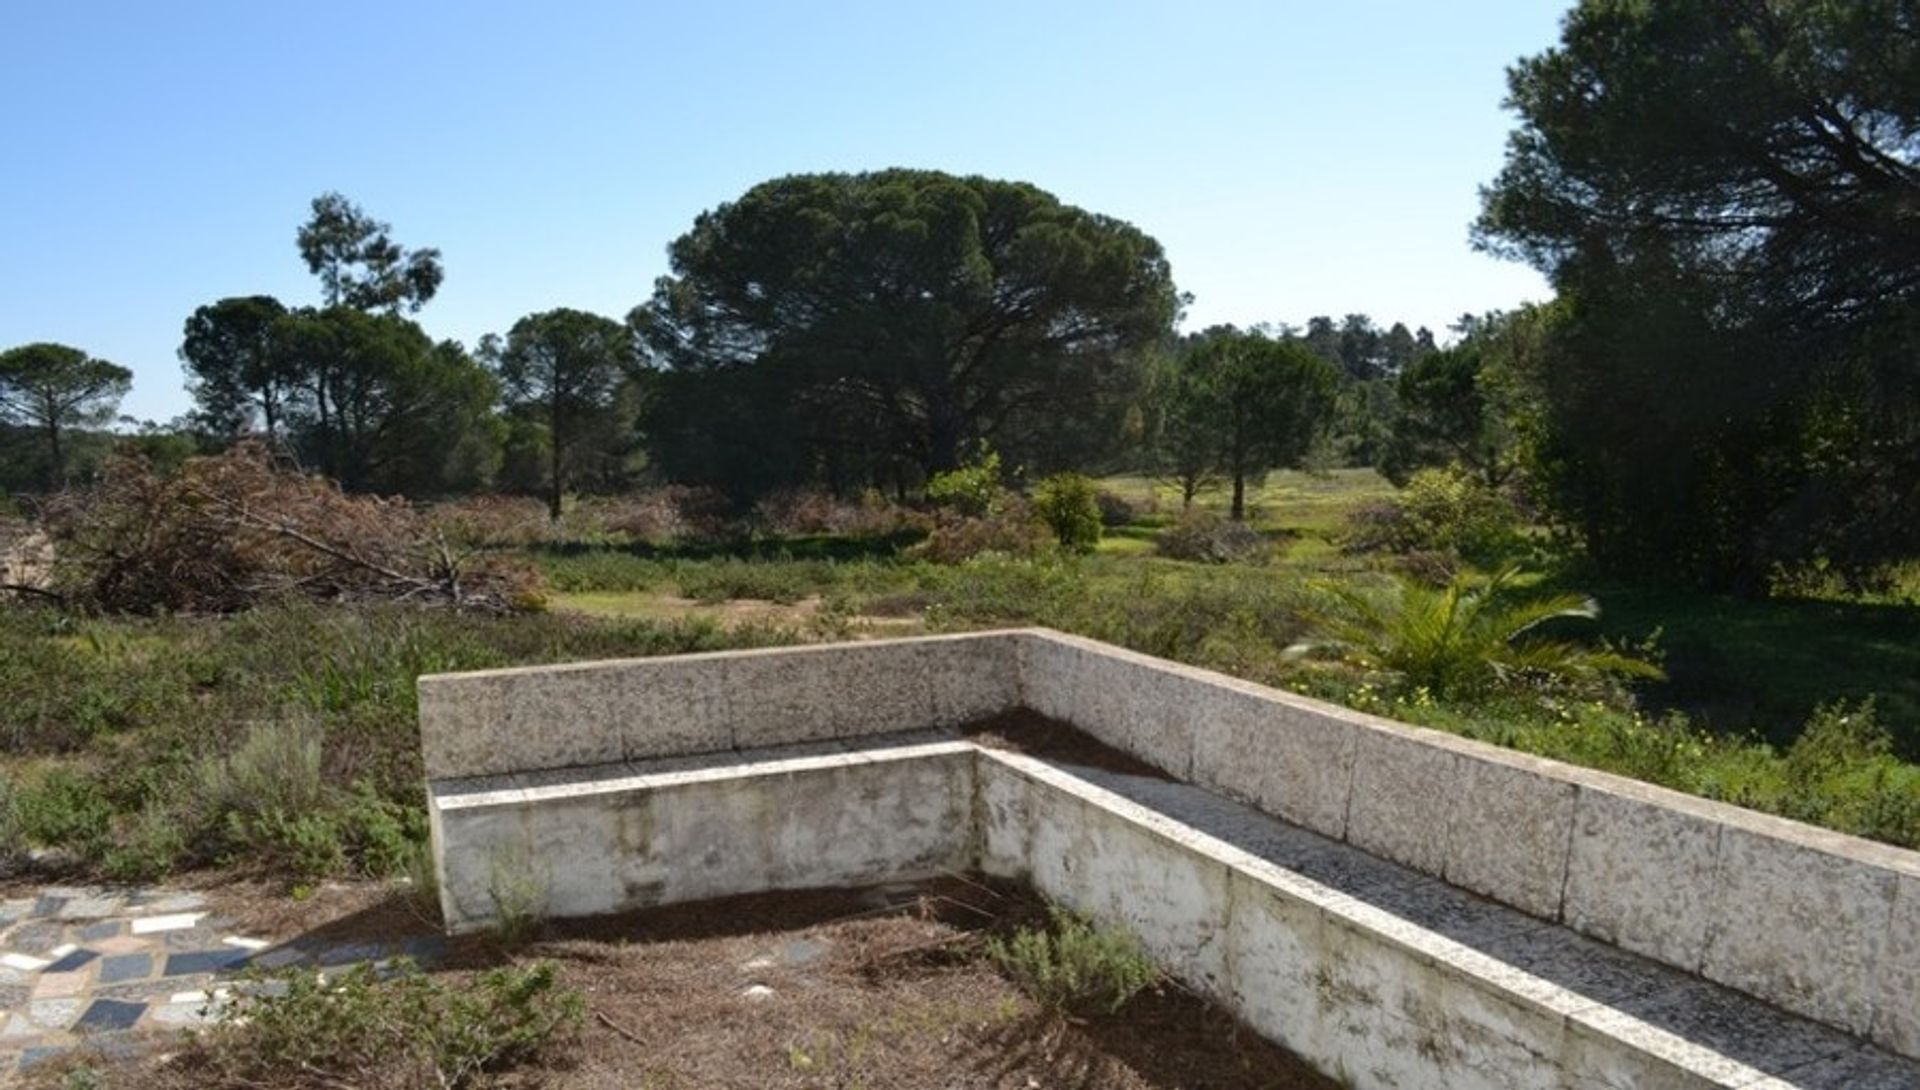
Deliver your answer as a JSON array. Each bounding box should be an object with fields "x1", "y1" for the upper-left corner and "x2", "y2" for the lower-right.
[
  {"x1": 1785, "y1": 698, "x2": 1893, "y2": 786},
  {"x1": 924, "y1": 442, "x2": 1006, "y2": 517},
  {"x1": 1291, "y1": 566, "x2": 1663, "y2": 700},
  {"x1": 986, "y1": 906, "x2": 1157, "y2": 1016},
  {"x1": 1154, "y1": 511, "x2": 1271, "y2": 564},
  {"x1": 187, "y1": 959, "x2": 582, "y2": 1090},
  {"x1": 1031, "y1": 474, "x2": 1103, "y2": 554},
  {"x1": 1344, "y1": 465, "x2": 1524, "y2": 567},
  {"x1": 101, "y1": 801, "x2": 188, "y2": 882},
  {"x1": 0, "y1": 777, "x2": 22, "y2": 865},
  {"x1": 16, "y1": 769, "x2": 115, "y2": 858},
  {"x1": 198, "y1": 719, "x2": 328, "y2": 821}
]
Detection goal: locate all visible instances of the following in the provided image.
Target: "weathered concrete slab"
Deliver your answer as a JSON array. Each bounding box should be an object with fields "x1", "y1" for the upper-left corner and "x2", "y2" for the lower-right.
[
  {"x1": 1187, "y1": 674, "x2": 1358, "y2": 840},
  {"x1": 1562, "y1": 777, "x2": 1727, "y2": 971},
  {"x1": 1873, "y1": 872, "x2": 1920, "y2": 1057},
  {"x1": 1343, "y1": 721, "x2": 1462, "y2": 877},
  {"x1": 1699, "y1": 819, "x2": 1898, "y2": 1037},
  {"x1": 1443, "y1": 750, "x2": 1578, "y2": 921}
]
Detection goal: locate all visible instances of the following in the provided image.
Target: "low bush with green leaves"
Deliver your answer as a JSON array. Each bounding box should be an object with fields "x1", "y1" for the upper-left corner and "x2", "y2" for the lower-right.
[
  {"x1": 1290, "y1": 566, "x2": 1662, "y2": 701},
  {"x1": 1343, "y1": 464, "x2": 1526, "y2": 568},
  {"x1": 178, "y1": 959, "x2": 583, "y2": 1090},
  {"x1": 1031, "y1": 473, "x2": 1103, "y2": 554},
  {"x1": 986, "y1": 905, "x2": 1158, "y2": 1016},
  {"x1": 925, "y1": 442, "x2": 1008, "y2": 518}
]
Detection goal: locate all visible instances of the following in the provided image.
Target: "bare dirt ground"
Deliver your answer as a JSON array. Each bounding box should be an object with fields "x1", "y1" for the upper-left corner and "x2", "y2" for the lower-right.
[{"x1": 489, "y1": 879, "x2": 1334, "y2": 1090}]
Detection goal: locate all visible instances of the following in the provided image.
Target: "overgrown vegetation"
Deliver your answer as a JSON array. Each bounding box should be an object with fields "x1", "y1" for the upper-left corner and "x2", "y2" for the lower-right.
[
  {"x1": 170, "y1": 960, "x2": 583, "y2": 1090},
  {"x1": 0, "y1": 602, "x2": 796, "y2": 880},
  {"x1": 986, "y1": 906, "x2": 1158, "y2": 1016}
]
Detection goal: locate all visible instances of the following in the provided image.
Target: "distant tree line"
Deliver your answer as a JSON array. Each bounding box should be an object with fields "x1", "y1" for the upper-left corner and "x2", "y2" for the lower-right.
[{"x1": 5, "y1": 0, "x2": 1916, "y2": 596}]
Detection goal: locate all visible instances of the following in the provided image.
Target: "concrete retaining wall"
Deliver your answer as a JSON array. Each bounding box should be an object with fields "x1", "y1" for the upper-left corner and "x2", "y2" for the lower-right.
[
  {"x1": 430, "y1": 736, "x2": 976, "y2": 932},
  {"x1": 418, "y1": 628, "x2": 1920, "y2": 1062},
  {"x1": 1011, "y1": 630, "x2": 1920, "y2": 1060},
  {"x1": 976, "y1": 750, "x2": 1920, "y2": 1090}
]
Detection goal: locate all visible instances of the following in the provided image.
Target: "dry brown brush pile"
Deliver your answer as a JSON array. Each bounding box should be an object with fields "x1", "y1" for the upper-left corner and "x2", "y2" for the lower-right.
[{"x1": 41, "y1": 444, "x2": 542, "y2": 614}]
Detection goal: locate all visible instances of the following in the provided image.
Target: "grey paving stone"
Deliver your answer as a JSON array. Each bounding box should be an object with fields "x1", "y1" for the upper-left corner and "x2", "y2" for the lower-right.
[
  {"x1": 25, "y1": 998, "x2": 81, "y2": 1030},
  {"x1": 27, "y1": 896, "x2": 66, "y2": 919},
  {"x1": 76, "y1": 921, "x2": 122, "y2": 942},
  {"x1": 94, "y1": 979, "x2": 178, "y2": 1002},
  {"x1": 98, "y1": 953, "x2": 152, "y2": 984},
  {"x1": 18, "y1": 1045, "x2": 63, "y2": 1070},
  {"x1": 148, "y1": 1000, "x2": 215, "y2": 1027},
  {"x1": 7, "y1": 922, "x2": 64, "y2": 954},
  {"x1": 56, "y1": 896, "x2": 124, "y2": 920},
  {"x1": 161, "y1": 928, "x2": 226, "y2": 951},
  {"x1": 129, "y1": 892, "x2": 207, "y2": 914}
]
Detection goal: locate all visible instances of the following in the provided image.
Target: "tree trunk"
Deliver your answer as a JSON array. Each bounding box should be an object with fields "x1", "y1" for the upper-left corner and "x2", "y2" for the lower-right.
[
  {"x1": 1230, "y1": 471, "x2": 1246, "y2": 521},
  {"x1": 45, "y1": 419, "x2": 64, "y2": 491},
  {"x1": 549, "y1": 403, "x2": 565, "y2": 521}
]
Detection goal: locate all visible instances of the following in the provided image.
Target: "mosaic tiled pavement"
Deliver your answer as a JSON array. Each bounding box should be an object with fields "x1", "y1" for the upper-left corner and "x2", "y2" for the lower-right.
[{"x1": 0, "y1": 886, "x2": 444, "y2": 1078}]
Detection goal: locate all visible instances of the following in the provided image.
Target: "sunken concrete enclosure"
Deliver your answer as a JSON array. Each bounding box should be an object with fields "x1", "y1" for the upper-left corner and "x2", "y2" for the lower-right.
[{"x1": 420, "y1": 630, "x2": 1920, "y2": 1088}]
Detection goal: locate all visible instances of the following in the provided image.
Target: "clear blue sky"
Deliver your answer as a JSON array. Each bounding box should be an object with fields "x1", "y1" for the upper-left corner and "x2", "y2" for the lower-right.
[{"x1": 1, "y1": 1, "x2": 1564, "y2": 424}]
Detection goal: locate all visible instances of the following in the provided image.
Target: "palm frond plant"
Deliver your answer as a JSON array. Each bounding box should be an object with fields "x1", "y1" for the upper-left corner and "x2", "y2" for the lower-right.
[{"x1": 1287, "y1": 566, "x2": 1663, "y2": 701}]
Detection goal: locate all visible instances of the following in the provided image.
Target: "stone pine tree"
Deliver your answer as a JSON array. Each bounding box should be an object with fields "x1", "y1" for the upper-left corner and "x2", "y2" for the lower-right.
[
  {"x1": 296, "y1": 192, "x2": 445, "y2": 314},
  {"x1": 0, "y1": 343, "x2": 132, "y2": 489},
  {"x1": 1475, "y1": 0, "x2": 1920, "y2": 588},
  {"x1": 179, "y1": 295, "x2": 293, "y2": 440},
  {"x1": 487, "y1": 309, "x2": 640, "y2": 519},
  {"x1": 1157, "y1": 328, "x2": 1339, "y2": 521},
  {"x1": 632, "y1": 169, "x2": 1180, "y2": 498}
]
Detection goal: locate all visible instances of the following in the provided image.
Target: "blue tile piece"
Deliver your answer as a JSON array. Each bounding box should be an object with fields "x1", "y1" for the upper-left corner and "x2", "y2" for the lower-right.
[
  {"x1": 400, "y1": 936, "x2": 447, "y2": 962},
  {"x1": 77, "y1": 920, "x2": 121, "y2": 941},
  {"x1": 315, "y1": 942, "x2": 381, "y2": 967},
  {"x1": 28, "y1": 896, "x2": 65, "y2": 919},
  {"x1": 163, "y1": 949, "x2": 249, "y2": 977},
  {"x1": 44, "y1": 949, "x2": 99, "y2": 974},
  {"x1": 19, "y1": 1045, "x2": 66, "y2": 1069},
  {"x1": 74, "y1": 998, "x2": 147, "y2": 1033},
  {"x1": 99, "y1": 953, "x2": 153, "y2": 984}
]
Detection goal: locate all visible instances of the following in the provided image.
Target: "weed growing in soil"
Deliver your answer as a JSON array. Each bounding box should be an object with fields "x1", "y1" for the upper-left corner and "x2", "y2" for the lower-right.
[
  {"x1": 987, "y1": 906, "x2": 1158, "y2": 1015},
  {"x1": 178, "y1": 959, "x2": 583, "y2": 1090}
]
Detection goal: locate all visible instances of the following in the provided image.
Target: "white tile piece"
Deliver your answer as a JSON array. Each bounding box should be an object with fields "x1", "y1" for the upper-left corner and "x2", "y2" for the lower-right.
[
  {"x1": 223, "y1": 936, "x2": 269, "y2": 951},
  {"x1": 46, "y1": 943, "x2": 76, "y2": 959},
  {"x1": 130, "y1": 912, "x2": 203, "y2": 934},
  {"x1": 0, "y1": 953, "x2": 49, "y2": 972}
]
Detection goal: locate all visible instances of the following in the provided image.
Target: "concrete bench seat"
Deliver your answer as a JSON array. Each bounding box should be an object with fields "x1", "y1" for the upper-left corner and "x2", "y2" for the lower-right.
[{"x1": 420, "y1": 630, "x2": 1920, "y2": 1088}]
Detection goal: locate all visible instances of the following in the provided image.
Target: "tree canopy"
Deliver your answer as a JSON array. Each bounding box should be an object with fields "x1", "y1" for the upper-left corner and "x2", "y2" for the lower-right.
[
  {"x1": 0, "y1": 343, "x2": 132, "y2": 489},
  {"x1": 180, "y1": 295, "x2": 293, "y2": 439},
  {"x1": 633, "y1": 169, "x2": 1181, "y2": 499},
  {"x1": 1154, "y1": 328, "x2": 1339, "y2": 520},
  {"x1": 487, "y1": 308, "x2": 642, "y2": 518},
  {"x1": 297, "y1": 192, "x2": 445, "y2": 314},
  {"x1": 1476, "y1": 0, "x2": 1920, "y2": 588}
]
